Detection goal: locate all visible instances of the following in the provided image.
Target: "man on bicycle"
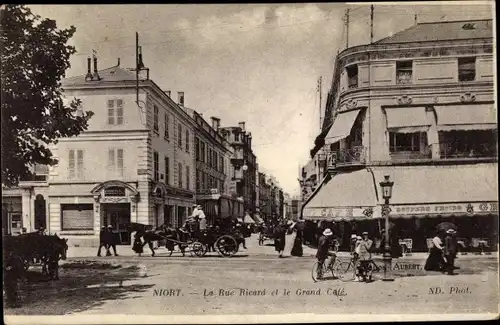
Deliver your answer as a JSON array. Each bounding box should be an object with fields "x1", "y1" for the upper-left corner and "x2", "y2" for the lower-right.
[
  {"x1": 316, "y1": 228, "x2": 336, "y2": 279},
  {"x1": 356, "y1": 231, "x2": 374, "y2": 282}
]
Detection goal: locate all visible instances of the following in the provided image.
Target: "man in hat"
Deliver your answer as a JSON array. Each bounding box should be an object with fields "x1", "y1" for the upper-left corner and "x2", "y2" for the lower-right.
[
  {"x1": 197, "y1": 205, "x2": 207, "y2": 231},
  {"x1": 106, "y1": 225, "x2": 119, "y2": 256},
  {"x1": 316, "y1": 228, "x2": 336, "y2": 279},
  {"x1": 356, "y1": 231, "x2": 374, "y2": 282},
  {"x1": 443, "y1": 229, "x2": 458, "y2": 275},
  {"x1": 97, "y1": 226, "x2": 109, "y2": 257}
]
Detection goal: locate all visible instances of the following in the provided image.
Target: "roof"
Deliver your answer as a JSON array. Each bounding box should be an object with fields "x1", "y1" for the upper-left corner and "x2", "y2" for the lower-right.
[
  {"x1": 375, "y1": 19, "x2": 493, "y2": 44},
  {"x1": 62, "y1": 65, "x2": 146, "y2": 88}
]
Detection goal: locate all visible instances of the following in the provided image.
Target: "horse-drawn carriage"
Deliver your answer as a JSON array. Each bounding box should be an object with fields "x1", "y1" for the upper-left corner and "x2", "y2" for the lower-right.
[{"x1": 129, "y1": 222, "x2": 242, "y2": 257}]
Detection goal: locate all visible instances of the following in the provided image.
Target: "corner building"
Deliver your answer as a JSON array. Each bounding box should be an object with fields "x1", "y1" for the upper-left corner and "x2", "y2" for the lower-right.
[
  {"x1": 2, "y1": 58, "x2": 196, "y2": 246},
  {"x1": 302, "y1": 20, "x2": 498, "y2": 252}
]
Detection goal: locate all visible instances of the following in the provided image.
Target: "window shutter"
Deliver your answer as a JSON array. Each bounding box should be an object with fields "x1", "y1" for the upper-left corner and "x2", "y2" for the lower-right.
[
  {"x1": 108, "y1": 149, "x2": 115, "y2": 168},
  {"x1": 164, "y1": 113, "x2": 169, "y2": 138},
  {"x1": 108, "y1": 100, "x2": 115, "y2": 125},
  {"x1": 68, "y1": 150, "x2": 75, "y2": 178},
  {"x1": 77, "y1": 150, "x2": 84, "y2": 177},
  {"x1": 178, "y1": 162, "x2": 182, "y2": 187},
  {"x1": 165, "y1": 156, "x2": 169, "y2": 184},
  {"x1": 117, "y1": 149, "x2": 124, "y2": 169},
  {"x1": 186, "y1": 166, "x2": 190, "y2": 190},
  {"x1": 185, "y1": 130, "x2": 189, "y2": 151},
  {"x1": 116, "y1": 100, "x2": 124, "y2": 125}
]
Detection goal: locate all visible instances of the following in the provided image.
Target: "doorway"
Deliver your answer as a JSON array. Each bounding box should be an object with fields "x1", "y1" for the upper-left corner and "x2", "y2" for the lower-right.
[
  {"x1": 164, "y1": 205, "x2": 173, "y2": 226},
  {"x1": 102, "y1": 203, "x2": 131, "y2": 245},
  {"x1": 177, "y1": 206, "x2": 186, "y2": 227},
  {"x1": 34, "y1": 194, "x2": 47, "y2": 230}
]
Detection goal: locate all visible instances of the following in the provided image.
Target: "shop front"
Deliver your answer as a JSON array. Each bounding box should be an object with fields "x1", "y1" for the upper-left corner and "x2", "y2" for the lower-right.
[
  {"x1": 163, "y1": 185, "x2": 195, "y2": 227},
  {"x1": 91, "y1": 180, "x2": 140, "y2": 245}
]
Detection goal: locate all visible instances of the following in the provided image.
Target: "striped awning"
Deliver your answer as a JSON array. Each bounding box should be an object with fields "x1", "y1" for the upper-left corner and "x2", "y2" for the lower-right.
[{"x1": 385, "y1": 106, "x2": 430, "y2": 133}]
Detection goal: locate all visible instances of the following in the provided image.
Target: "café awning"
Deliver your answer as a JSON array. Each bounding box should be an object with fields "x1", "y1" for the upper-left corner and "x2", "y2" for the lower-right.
[
  {"x1": 302, "y1": 169, "x2": 379, "y2": 221},
  {"x1": 371, "y1": 164, "x2": 498, "y2": 219},
  {"x1": 385, "y1": 106, "x2": 430, "y2": 133},
  {"x1": 434, "y1": 104, "x2": 497, "y2": 131},
  {"x1": 324, "y1": 109, "x2": 361, "y2": 144}
]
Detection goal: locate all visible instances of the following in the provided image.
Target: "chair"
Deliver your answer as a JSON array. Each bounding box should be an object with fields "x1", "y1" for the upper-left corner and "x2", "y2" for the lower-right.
[
  {"x1": 478, "y1": 238, "x2": 491, "y2": 255},
  {"x1": 456, "y1": 237, "x2": 468, "y2": 255}
]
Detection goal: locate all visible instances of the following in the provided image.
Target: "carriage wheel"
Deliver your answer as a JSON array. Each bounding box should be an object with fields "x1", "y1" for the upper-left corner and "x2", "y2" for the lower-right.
[
  {"x1": 190, "y1": 241, "x2": 207, "y2": 257},
  {"x1": 215, "y1": 235, "x2": 238, "y2": 257},
  {"x1": 258, "y1": 234, "x2": 264, "y2": 246}
]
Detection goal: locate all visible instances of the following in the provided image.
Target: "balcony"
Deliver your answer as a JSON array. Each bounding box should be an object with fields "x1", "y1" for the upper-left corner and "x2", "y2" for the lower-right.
[
  {"x1": 390, "y1": 146, "x2": 431, "y2": 161},
  {"x1": 439, "y1": 142, "x2": 497, "y2": 159},
  {"x1": 327, "y1": 146, "x2": 367, "y2": 169}
]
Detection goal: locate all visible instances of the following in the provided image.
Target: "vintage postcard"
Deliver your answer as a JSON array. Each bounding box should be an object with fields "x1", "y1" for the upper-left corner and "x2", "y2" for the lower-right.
[{"x1": 1, "y1": 1, "x2": 498, "y2": 324}]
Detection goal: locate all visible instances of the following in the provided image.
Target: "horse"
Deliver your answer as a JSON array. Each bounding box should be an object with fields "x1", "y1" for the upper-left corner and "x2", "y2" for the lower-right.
[
  {"x1": 127, "y1": 223, "x2": 189, "y2": 257},
  {"x1": 3, "y1": 233, "x2": 68, "y2": 280}
]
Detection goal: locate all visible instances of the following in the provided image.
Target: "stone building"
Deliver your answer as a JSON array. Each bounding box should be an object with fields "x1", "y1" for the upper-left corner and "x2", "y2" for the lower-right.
[{"x1": 301, "y1": 19, "x2": 497, "y2": 252}]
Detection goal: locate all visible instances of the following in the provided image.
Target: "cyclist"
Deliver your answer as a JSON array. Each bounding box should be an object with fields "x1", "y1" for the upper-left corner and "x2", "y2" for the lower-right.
[
  {"x1": 356, "y1": 231, "x2": 374, "y2": 282},
  {"x1": 315, "y1": 228, "x2": 336, "y2": 279}
]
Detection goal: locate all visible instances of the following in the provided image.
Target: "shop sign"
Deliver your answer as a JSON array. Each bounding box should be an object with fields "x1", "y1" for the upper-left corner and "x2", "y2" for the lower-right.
[
  {"x1": 393, "y1": 202, "x2": 498, "y2": 215},
  {"x1": 303, "y1": 207, "x2": 370, "y2": 218},
  {"x1": 104, "y1": 186, "x2": 126, "y2": 197},
  {"x1": 101, "y1": 197, "x2": 129, "y2": 203}
]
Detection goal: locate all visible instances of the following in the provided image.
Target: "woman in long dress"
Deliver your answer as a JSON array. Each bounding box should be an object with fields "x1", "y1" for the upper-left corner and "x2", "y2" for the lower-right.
[
  {"x1": 274, "y1": 222, "x2": 286, "y2": 258},
  {"x1": 290, "y1": 221, "x2": 304, "y2": 257},
  {"x1": 425, "y1": 231, "x2": 445, "y2": 271}
]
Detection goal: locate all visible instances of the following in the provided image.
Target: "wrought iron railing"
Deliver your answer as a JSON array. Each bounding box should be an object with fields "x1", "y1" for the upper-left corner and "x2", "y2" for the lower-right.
[
  {"x1": 327, "y1": 146, "x2": 367, "y2": 167},
  {"x1": 389, "y1": 146, "x2": 432, "y2": 160},
  {"x1": 439, "y1": 142, "x2": 497, "y2": 159}
]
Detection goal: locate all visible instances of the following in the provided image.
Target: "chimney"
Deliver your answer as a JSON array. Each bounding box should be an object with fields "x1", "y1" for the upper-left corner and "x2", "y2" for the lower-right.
[
  {"x1": 85, "y1": 57, "x2": 93, "y2": 81},
  {"x1": 92, "y1": 56, "x2": 101, "y2": 80},
  {"x1": 165, "y1": 90, "x2": 171, "y2": 97},
  {"x1": 238, "y1": 121, "x2": 245, "y2": 131},
  {"x1": 210, "y1": 116, "x2": 221, "y2": 130},
  {"x1": 178, "y1": 92, "x2": 185, "y2": 106}
]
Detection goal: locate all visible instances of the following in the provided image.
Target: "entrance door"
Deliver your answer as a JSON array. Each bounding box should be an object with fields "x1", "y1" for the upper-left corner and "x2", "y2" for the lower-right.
[
  {"x1": 164, "y1": 205, "x2": 173, "y2": 226},
  {"x1": 177, "y1": 206, "x2": 186, "y2": 227},
  {"x1": 102, "y1": 203, "x2": 131, "y2": 245},
  {"x1": 34, "y1": 194, "x2": 47, "y2": 230}
]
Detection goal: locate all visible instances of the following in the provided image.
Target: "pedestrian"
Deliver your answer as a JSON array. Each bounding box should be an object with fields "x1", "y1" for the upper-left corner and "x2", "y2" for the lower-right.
[
  {"x1": 132, "y1": 233, "x2": 144, "y2": 256},
  {"x1": 356, "y1": 232, "x2": 374, "y2": 282},
  {"x1": 198, "y1": 206, "x2": 207, "y2": 231},
  {"x1": 97, "y1": 226, "x2": 109, "y2": 257},
  {"x1": 424, "y1": 231, "x2": 445, "y2": 271},
  {"x1": 443, "y1": 229, "x2": 458, "y2": 275},
  {"x1": 3, "y1": 248, "x2": 25, "y2": 308},
  {"x1": 274, "y1": 221, "x2": 287, "y2": 258},
  {"x1": 290, "y1": 220, "x2": 304, "y2": 257},
  {"x1": 107, "y1": 225, "x2": 119, "y2": 256}
]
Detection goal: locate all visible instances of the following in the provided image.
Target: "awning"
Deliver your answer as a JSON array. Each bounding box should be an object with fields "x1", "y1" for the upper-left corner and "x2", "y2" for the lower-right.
[
  {"x1": 324, "y1": 109, "x2": 361, "y2": 144},
  {"x1": 372, "y1": 164, "x2": 498, "y2": 219},
  {"x1": 434, "y1": 105, "x2": 497, "y2": 131},
  {"x1": 302, "y1": 169, "x2": 379, "y2": 221},
  {"x1": 385, "y1": 106, "x2": 430, "y2": 133},
  {"x1": 243, "y1": 214, "x2": 255, "y2": 224}
]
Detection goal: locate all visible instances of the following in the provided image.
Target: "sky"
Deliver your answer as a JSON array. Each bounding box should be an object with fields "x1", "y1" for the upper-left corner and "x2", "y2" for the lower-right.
[{"x1": 29, "y1": 2, "x2": 494, "y2": 196}]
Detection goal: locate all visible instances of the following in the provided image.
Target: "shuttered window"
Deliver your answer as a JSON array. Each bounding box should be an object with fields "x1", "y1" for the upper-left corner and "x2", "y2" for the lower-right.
[
  {"x1": 185, "y1": 130, "x2": 190, "y2": 152},
  {"x1": 107, "y1": 99, "x2": 124, "y2": 125},
  {"x1": 61, "y1": 204, "x2": 93, "y2": 230},
  {"x1": 178, "y1": 162, "x2": 183, "y2": 188},
  {"x1": 68, "y1": 150, "x2": 75, "y2": 178},
  {"x1": 178, "y1": 124, "x2": 182, "y2": 148},
  {"x1": 164, "y1": 113, "x2": 169, "y2": 139},
  {"x1": 164, "y1": 156, "x2": 170, "y2": 185},
  {"x1": 69, "y1": 149, "x2": 84, "y2": 179},
  {"x1": 154, "y1": 151, "x2": 159, "y2": 181},
  {"x1": 186, "y1": 166, "x2": 190, "y2": 190},
  {"x1": 116, "y1": 99, "x2": 123, "y2": 125},
  {"x1": 108, "y1": 100, "x2": 115, "y2": 125},
  {"x1": 153, "y1": 105, "x2": 159, "y2": 133}
]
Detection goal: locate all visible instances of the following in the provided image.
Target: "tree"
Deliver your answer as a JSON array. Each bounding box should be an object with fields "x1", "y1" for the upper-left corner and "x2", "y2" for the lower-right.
[{"x1": 1, "y1": 5, "x2": 93, "y2": 187}]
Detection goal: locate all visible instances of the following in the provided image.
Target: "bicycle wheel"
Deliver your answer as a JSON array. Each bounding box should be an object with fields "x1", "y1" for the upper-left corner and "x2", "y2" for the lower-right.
[
  {"x1": 311, "y1": 261, "x2": 323, "y2": 282},
  {"x1": 338, "y1": 261, "x2": 356, "y2": 282}
]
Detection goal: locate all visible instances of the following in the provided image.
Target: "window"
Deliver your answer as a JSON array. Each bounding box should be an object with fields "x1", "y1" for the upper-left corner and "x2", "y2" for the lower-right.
[
  {"x1": 201, "y1": 142, "x2": 206, "y2": 162},
  {"x1": 107, "y1": 99, "x2": 124, "y2": 125},
  {"x1": 195, "y1": 138, "x2": 200, "y2": 161},
  {"x1": 68, "y1": 149, "x2": 84, "y2": 179},
  {"x1": 108, "y1": 149, "x2": 124, "y2": 176},
  {"x1": 346, "y1": 65, "x2": 358, "y2": 89},
  {"x1": 178, "y1": 162, "x2": 183, "y2": 188},
  {"x1": 208, "y1": 148, "x2": 212, "y2": 166},
  {"x1": 396, "y1": 61, "x2": 413, "y2": 85},
  {"x1": 219, "y1": 156, "x2": 224, "y2": 173},
  {"x1": 164, "y1": 156, "x2": 170, "y2": 185},
  {"x1": 186, "y1": 166, "x2": 190, "y2": 190},
  {"x1": 61, "y1": 204, "x2": 93, "y2": 231},
  {"x1": 235, "y1": 132, "x2": 240, "y2": 141},
  {"x1": 153, "y1": 105, "x2": 159, "y2": 133},
  {"x1": 153, "y1": 151, "x2": 159, "y2": 181},
  {"x1": 164, "y1": 113, "x2": 169, "y2": 139},
  {"x1": 389, "y1": 132, "x2": 426, "y2": 152},
  {"x1": 196, "y1": 170, "x2": 201, "y2": 192},
  {"x1": 439, "y1": 130, "x2": 497, "y2": 158},
  {"x1": 178, "y1": 124, "x2": 182, "y2": 148},
  {"x1": 185, "y1": 130, "x2": 190, "y2": 152},
  {"x1": 214, "y1": 151, "x2": 218, "y2": 171},
  {"x1": 458, "y1": 57, "x2": 476, "y2": 82}
]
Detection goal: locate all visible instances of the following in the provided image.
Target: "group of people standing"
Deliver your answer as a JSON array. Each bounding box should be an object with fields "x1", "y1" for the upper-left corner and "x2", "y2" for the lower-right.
[
  {"x1": 425, "y1": 228, "x2": 458, "y2": 275},
  {"x1": 270, "y1": 219, "x2": 305, "y2": 258}
]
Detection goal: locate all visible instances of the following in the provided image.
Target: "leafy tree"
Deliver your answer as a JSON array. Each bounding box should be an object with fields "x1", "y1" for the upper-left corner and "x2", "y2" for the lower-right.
[{"x1": 1, "y1": 5, "x2": 93, "y2": 187}]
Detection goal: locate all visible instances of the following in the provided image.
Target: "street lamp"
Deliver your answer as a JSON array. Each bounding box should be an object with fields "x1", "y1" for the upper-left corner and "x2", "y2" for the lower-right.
[{"x1": 379, "y1": 175, "x2": 394, "y2": 282}]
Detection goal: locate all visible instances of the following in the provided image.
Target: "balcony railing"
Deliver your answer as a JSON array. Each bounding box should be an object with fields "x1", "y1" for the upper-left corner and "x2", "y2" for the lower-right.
[
  {"x1": 389, "y1": 146, "x2": 431, "y2": 160},
  {"x1": 327, "y1": 146, "x2": 367, "y2": 168},
  {"x1": 439, "y1": 142, "x2": 497, "y2": 159}
]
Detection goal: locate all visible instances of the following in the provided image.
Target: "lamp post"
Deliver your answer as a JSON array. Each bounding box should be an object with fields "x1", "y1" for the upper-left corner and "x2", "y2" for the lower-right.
[{"x1": 379, "y1": 175, "x2": 394, "y2": 281}]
